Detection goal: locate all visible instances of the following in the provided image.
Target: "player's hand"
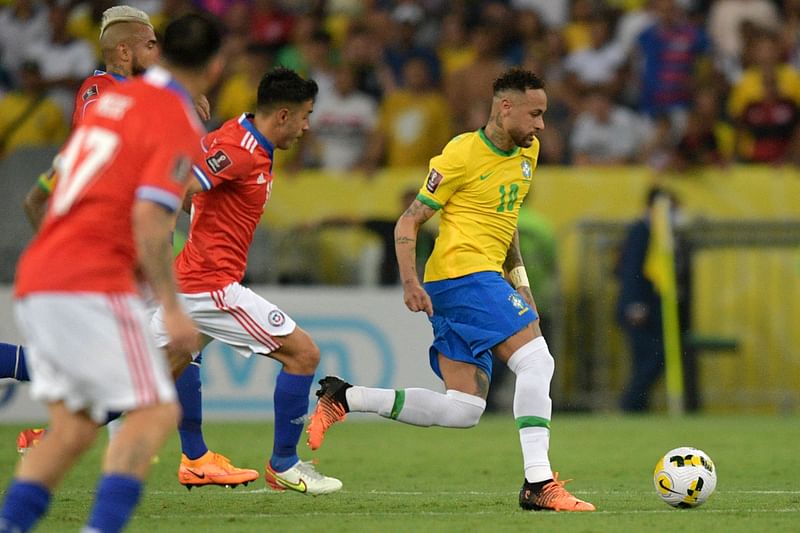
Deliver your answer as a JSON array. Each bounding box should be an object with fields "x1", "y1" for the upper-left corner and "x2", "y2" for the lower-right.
[
  {"x1": 163, "y1": 307, "x2": 200, "y2": 356},
  {"x1": 193, "y1": 95, "x2": 211, "y2": 122},
  {"x1": 403, "y1": 280, "x2": 433, "y2": 316}
]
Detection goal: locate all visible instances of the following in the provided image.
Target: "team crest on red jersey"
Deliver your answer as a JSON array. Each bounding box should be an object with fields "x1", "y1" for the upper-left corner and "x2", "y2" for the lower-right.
[
  {"x1": 425, "y1": 168, "x2": 444, "y2": 193},
  {"x1": 268, "y1": 310, "x2": 286, "y2": 327},
  {"x1": 206, "y1": 150, "x2": 232, "y2": 174},
  {"x1": 82, "y1": 85, "x2": 98, "y2": 101}
]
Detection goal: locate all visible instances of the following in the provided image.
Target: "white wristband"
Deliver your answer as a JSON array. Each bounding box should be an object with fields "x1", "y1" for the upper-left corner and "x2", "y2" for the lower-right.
[{"x1": 509, "y1": 266, "x2": 529, "y2": 288}]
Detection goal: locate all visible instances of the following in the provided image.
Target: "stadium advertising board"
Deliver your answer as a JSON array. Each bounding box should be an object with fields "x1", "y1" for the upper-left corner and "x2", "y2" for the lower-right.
[{"x1": 0, "y1": 287, "x2": 438, "y2": 421}]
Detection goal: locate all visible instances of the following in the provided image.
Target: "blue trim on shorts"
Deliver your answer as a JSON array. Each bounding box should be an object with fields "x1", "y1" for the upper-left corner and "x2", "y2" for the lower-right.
[{"x1": 423, "y1": 271, "x2": 537, "y2": 380}]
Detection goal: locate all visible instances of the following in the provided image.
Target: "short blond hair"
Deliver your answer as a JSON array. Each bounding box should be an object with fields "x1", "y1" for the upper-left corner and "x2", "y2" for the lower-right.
[{"x1": 99, "y1": 5, "x2": 153, "y2": 39}]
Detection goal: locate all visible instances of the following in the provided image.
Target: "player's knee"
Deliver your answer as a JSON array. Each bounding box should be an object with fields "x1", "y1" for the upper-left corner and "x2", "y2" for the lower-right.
[
  {"x1": 130, "y1": 401, "x2": 181, "y2": 437},
  {"x1": 293, "y1": 338, "x2": 320, "y2": 371},
  {"x1": 152, "y1": 401, "x2": 181, "y2": 429},
  {"x1": 51, "y1": 420, "x2": 98, "y2": 455},
  {"x1": 445, "y1": 390, "x2": 486, "y2": 428},
  {"x1": 508, "y1": 337, "x2": 554, "y2": 381}
]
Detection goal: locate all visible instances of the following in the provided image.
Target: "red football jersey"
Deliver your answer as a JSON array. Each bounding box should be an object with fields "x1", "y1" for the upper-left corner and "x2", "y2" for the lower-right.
[
  {"x1": 175, "y1": 113, "x2": 275, "y2": 293},
  {"x1": 15, "y1": 66, "x2": 204, "y2": 296},
  {"x1": 71, "y1": 70, "x2": 126, "y2": 127}
]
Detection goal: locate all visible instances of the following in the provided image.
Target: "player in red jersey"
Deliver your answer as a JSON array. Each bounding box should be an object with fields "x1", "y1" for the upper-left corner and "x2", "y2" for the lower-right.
[
  {"x1": 23, "y1": 5, "x2": 211, "y2": 228},
  {"x1": 0, "y1": 14, "x2": 224, "y2": 533},
  {"x1": 151, "y1": 67, "x2": 341, "y2": 496},
  {"x1": 3, "y1": 5, "x2": 256, "y2": 490},
  {"x1": 23, "y1": 5, "x2": 159, "y2": 229}
]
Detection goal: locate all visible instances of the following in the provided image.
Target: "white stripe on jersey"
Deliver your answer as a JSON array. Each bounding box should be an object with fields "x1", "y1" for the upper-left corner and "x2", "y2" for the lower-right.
[
  {"x1": 192, "y1": 165, "x2": 213, "y2": 191},
  {"x1": 240, "y1": 132, "x2": 257, "y2": 154}
]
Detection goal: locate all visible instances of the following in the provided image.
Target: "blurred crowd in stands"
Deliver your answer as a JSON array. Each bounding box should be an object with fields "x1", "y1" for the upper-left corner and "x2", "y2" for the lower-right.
[{"x1": 1, "y1": 0, "x2": 800, "y2": 171}]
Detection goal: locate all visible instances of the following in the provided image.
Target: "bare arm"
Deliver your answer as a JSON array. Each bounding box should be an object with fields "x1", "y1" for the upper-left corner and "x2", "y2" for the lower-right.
[
  {"x1": 23, "y1": 181, "x2": 51, "y2": 230},
  {"x1": 181, "y1": 177, "x2": 204, "y2": 214},
  {"x1": 133, "y1": 200, "x2": 198, "y2": 355},
  {"x1": 395, "y1": 198, "x2": 436, "y2": 315},
  {"x1": 193, "y1": 95, "x2": 211, "y2": 122},
  {"x1": 503, "y1": 229, "x2": 538, "y2": 314}
]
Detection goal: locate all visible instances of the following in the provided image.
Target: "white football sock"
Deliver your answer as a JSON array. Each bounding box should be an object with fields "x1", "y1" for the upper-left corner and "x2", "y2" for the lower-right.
[
  {"x1": 346, "y1": 385, "x2": 394, "y2": 415},
  {"x1": 348, "y1": 386, "x2": 485, "y2": 427},
  {"x1": 508, "y1": 336, "x2": 554, "y2": 483}
]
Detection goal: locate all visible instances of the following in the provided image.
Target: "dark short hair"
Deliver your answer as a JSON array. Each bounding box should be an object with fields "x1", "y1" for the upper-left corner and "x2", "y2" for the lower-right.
[
  {"x1": 257, "y1": 67, "x2": 319, "y2": 110},
  {"x1": 492, "y1": 68, "x2": 545, "y2": 95},
  {"x1": 161, "y1": 12, "x2": 222, "y2": 69}
]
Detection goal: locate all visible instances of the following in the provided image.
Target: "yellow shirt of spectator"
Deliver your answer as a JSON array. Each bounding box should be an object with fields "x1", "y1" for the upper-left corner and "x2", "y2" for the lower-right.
[
  {"x1": 417, "y1": 128, "x2": 539, "y2": 283},
  {"x1": 378, "y1": 89, "x2": 452, "y2": 168},
  {"x1": 727, "y1": 65, "x2": 800, "y2": 118},
  {"x1": 0, "y1": 93, "x2": 68, "y2": 156}
]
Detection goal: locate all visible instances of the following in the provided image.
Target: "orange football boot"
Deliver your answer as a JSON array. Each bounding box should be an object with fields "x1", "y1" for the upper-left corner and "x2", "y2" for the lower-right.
[
  {"x1": 306, "y1": 376, "x2": 350, "y2": 451},
  {"x1": 519, "y1": 472, "x2": 596, "y2": 511},
  {"x1": 16, "y1": 428, "x2": 46, "y2": 455},
  {"x1": 178, "y1": 451, "x2": 259, "y2": 490}
]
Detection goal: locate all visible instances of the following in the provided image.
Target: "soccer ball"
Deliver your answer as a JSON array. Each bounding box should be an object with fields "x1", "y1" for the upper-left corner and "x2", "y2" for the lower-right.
[{"x1": 653, "y1": 446, "x2": 717, "y2": 508}]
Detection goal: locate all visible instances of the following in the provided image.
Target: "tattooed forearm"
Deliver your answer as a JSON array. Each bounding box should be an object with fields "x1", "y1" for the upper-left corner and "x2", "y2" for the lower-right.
[
  {"x1": 503, "y1": 229, "x2": 525, "y2": 272},
  {"x1": 395, "y1": 236, "x2": 415, "y2": 245},
  {"x1": 403, "y1": 202, "x2": 427, "y2": 218}
]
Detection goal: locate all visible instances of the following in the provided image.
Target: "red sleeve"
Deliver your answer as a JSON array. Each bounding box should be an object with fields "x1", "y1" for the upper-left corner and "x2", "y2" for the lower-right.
[
  {"x1": 135, "y1": 95, "x2": 201, "y2": 211},
  {"x1": 72, "y1": 75, "x2": 118, "y2": 127},
  {"x1": 192, "y1": 137, "x2": 254, "y2": 191}
]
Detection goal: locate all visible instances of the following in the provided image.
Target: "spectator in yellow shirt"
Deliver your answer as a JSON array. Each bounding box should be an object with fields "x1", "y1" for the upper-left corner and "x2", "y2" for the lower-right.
[
  {"x1": 363, "y1": 56, "x2": 452, "y2": 172},
  {"x1": 727, "y1": 30, "x2": 800, "y2": 162},
  {"x1": 0, "y1": 60, "x2": 68, "y2": 158}
]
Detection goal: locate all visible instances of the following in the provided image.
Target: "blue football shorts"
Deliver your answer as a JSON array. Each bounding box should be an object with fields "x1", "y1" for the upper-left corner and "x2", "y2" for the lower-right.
[{"x1": 424, "y1": 271, "x2": 538, "y2": 381}]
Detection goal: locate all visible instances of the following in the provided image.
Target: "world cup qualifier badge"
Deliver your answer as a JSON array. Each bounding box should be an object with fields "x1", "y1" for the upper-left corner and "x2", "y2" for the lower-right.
[
  {"x1": 425, "y1": 168, "x2": 444, "y2": 193},
  {"x1": 82, "y1": 84, "x2": 98, "y2": 101},
  {"x1": 205, "y1": 150, "x2": 232, "y2": 174},
  {"x1": 268, "y1": 310, "x2": 286, "y2": 327}
]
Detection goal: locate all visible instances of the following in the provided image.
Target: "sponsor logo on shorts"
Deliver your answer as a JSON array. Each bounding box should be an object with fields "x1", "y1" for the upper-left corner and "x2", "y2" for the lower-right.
[
  {"x1": 268, "y1": 310, "x2": 286, "y2": 327},
  {"x1": 206, "y1": 150, "x2": 232, "y2": 174},
  {"x1": 425, "y1": 168, "x2": 443, "y2": 193}
]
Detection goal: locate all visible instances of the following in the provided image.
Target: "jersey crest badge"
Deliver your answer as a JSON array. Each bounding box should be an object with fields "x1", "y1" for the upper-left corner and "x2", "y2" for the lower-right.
[
  {"x1": 206, "y1": 150, "x2": 232, "y2": 174},
  {"x1": 508, "y1": 293, "x2": 529, "y2": 316},
  {"x1": 82, "y1": 84, "x2": 98, "y2": 101},
  {"x1": 256, "y1": 173, "x2": 267, "y2": 184},
  {"x1": 521, "y1": 159, "x2": 532, "y2": 181},
  {"x1": 425, "y1": 168, "x2": 444, "y2": 193},
  {"x1": 268, "y1": 310, "x2": 286, "y2": 327}
]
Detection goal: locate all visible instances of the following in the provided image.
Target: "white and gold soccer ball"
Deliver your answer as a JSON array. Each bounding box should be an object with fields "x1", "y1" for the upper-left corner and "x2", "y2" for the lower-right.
[{"x1": 653, "y1": 446, "x2": 717, "y2": 508}]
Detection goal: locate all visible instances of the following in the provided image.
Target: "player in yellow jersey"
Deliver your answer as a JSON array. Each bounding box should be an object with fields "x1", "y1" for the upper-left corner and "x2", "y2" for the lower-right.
[{"x1": 308, "y1": 68, "x2": 595, "y2": 512}]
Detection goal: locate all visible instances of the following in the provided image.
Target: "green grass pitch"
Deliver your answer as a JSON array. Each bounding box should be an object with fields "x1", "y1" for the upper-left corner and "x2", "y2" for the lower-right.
[{"x1": 1, "y1": 414, "x2": 798, "y2": 532}]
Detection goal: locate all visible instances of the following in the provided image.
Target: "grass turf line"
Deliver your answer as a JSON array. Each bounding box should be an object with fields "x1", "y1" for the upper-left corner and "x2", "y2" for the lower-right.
[{"x1": 1, "y1": 414, "x2": 798, "y2": 532}]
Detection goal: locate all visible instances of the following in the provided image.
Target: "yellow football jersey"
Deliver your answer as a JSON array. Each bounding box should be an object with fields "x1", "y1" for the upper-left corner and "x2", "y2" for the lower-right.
[{"x1": 417, "y1": 128, "x2": 539, "y2": 282}]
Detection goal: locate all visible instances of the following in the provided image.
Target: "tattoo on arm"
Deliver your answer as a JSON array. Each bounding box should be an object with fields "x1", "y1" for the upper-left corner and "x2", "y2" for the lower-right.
[
  {"x1": 503, "y1": 229, "x2": 525, "y2": 273},
  {"x1": 395, "y1": 199, "x2": 434, "y2": 285}
]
